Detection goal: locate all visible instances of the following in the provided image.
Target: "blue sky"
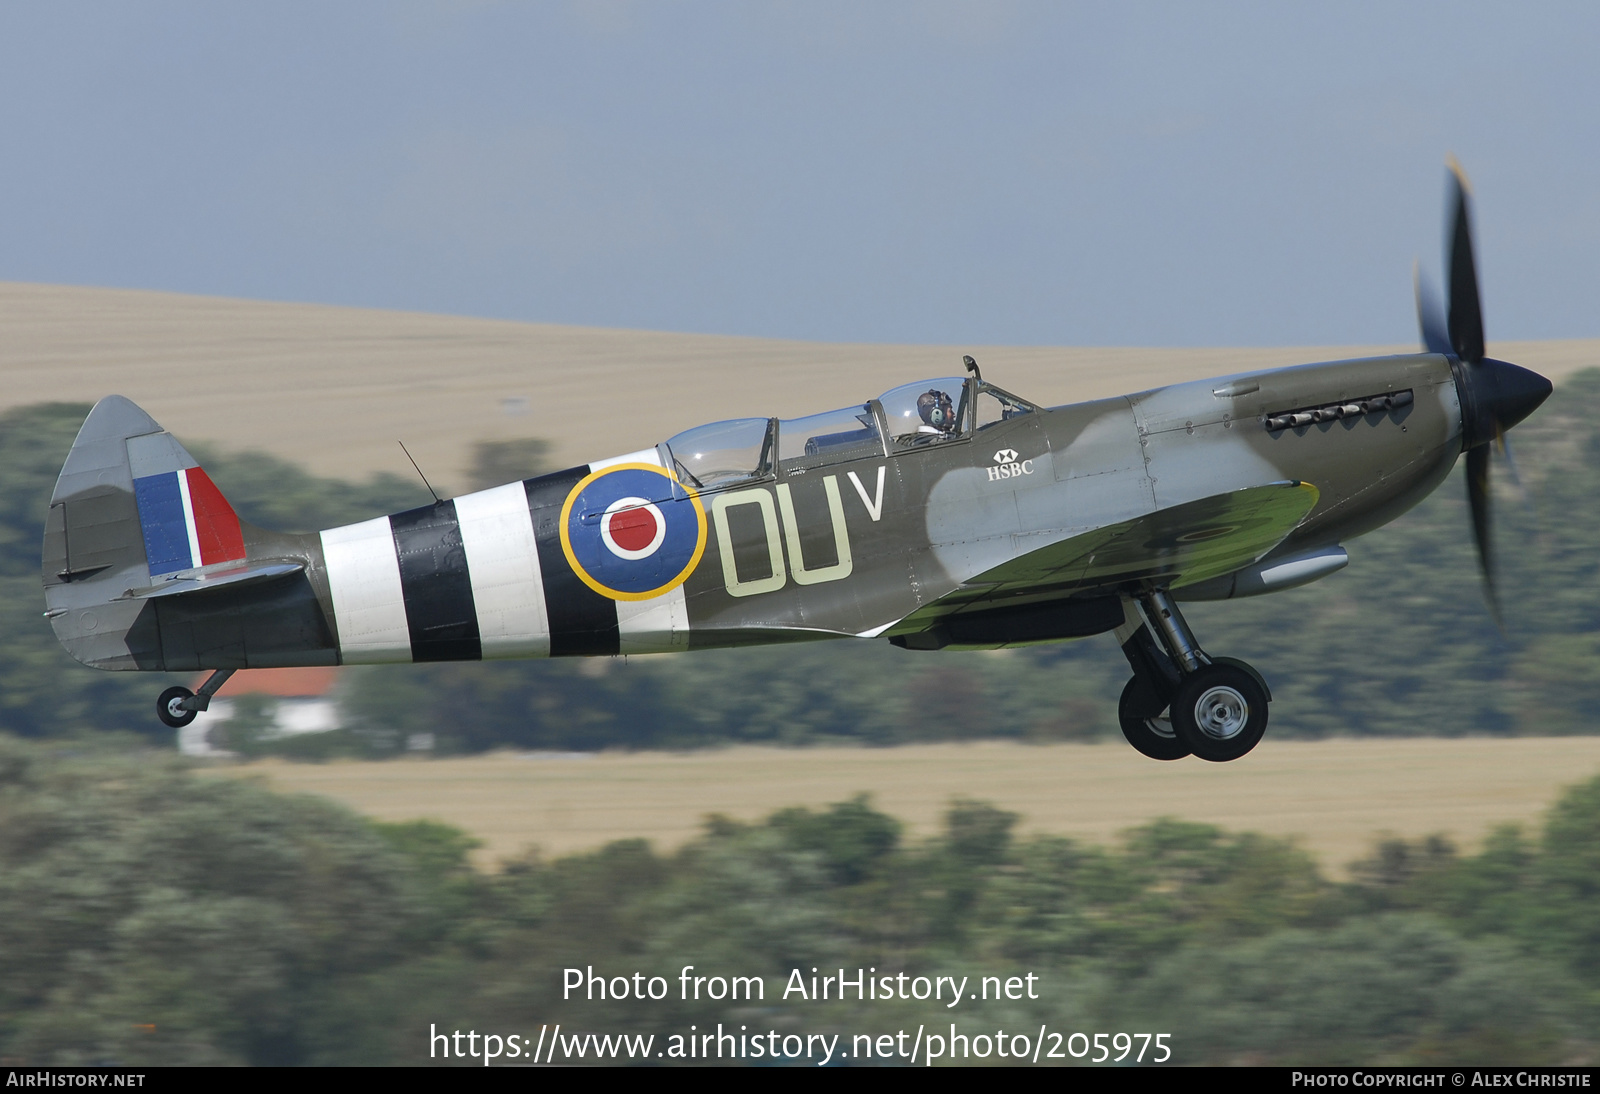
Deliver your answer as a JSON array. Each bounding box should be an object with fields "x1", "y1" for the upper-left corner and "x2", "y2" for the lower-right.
[{"x1": 1, "y1": 2, "x2": 1595, "y2": 346}]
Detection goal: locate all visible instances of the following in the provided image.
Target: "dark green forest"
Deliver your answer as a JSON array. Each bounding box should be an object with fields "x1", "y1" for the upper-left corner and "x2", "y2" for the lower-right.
[
  {"x1": 1, "y1": 734, "x2": 1595, "y2": 1065},
  {"x1": 0, "y1": 372, "x2": 1596, "y2": 749}
]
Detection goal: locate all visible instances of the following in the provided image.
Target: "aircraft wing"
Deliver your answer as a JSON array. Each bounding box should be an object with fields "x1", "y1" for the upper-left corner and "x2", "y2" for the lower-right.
[{"x1": 897, "y1": 480, "x2": 1320, "y2": 630}]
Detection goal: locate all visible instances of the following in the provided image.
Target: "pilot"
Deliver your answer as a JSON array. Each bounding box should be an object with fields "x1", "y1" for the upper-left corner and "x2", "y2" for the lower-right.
[{"x1": 916, "y1": 389, "x2": 958, "y2": 439}]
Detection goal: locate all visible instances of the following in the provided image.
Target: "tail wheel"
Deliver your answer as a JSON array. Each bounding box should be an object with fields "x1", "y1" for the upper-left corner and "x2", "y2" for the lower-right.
[
  {"x1": 1118, "y1": 677, "x2": 1190, "y2": 761},
  {"x1": 1171, "y1": 664, "x2": 1268, "y2": 763},
  {"x1": 157, "y1": 686, "x2": 197, "y2": 729}
]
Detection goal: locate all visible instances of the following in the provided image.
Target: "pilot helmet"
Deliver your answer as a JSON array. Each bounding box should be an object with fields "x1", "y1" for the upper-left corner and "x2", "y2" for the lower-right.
[{"x1": 917, "y1": 389, "x2": 956, "y2": 431}]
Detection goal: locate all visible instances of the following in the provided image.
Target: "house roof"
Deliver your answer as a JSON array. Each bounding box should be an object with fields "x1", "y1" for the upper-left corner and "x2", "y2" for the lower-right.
[{"x1": 192, "y1": 666, "x2": 340, "y2": 699}]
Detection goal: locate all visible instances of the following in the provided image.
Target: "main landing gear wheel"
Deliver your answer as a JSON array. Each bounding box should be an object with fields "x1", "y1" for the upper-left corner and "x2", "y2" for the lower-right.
[
  {"x1": 157, "y1": 686, "x2": 197, "y2": 729},
  {"x1": 1118, "y1": 677, "x2": 1190, "y2": 761},
  {"x1": 1171, "y1": 664, "x2": 1268, "y2": 763}
]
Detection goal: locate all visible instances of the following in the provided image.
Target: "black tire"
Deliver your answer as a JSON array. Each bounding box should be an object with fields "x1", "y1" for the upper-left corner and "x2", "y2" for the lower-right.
[
  {"x1": 157, "y1": 686, "x2": 197, "y2": 729},
  {"x1": 1118, "y1": 677, "x2": 1190, "y2": 761},
  {"x1": 1170, "y1": 663, "x2": 1268, "y2": 763}
]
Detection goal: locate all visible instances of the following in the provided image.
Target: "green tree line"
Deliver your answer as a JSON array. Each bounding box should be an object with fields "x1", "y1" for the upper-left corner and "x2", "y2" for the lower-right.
[
  {"x1": 1, "y1": 371, "x2": 1596, "y2": 748},
  {"x1": 0, "y1": 734, "x2": 1594, "y2": 1065}
]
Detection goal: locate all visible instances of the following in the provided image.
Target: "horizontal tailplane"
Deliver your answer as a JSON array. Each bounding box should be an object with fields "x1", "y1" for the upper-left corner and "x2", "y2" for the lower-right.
[{"x1": 41, "y1": 396, "x2": 327, "y2": 670}]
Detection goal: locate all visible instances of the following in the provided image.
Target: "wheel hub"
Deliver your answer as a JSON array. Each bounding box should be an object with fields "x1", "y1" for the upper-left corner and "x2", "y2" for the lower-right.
[
  {"x1": 1143, "y1": 709, "x2": 1176, "y2": 739},
  {"x1": 1192, "y1": 686, "x2": 1249, "y2": 740}
]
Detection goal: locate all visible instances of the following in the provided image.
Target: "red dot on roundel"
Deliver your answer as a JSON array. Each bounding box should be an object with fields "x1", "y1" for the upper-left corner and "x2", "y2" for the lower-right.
[{"x1": 609, "y1": 507, "x2": 659, "y2": 552}]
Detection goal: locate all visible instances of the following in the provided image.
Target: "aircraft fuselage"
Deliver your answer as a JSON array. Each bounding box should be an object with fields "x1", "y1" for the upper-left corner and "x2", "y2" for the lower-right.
[{"x1": 44, "y1": 351, "x2": 1463, "y2": 672}]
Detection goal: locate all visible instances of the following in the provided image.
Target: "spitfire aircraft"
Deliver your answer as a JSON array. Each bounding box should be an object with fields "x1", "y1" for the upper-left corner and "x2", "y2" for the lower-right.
[{"x1": 41, "y1": 167, "x2": 1552, "y2": 762}]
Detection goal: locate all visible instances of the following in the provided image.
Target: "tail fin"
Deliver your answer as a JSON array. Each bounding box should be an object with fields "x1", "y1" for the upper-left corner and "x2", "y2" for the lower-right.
[
  {"x1": 43, "y1": 396, "x2": 251, "y2": 668},
  {"x1": 127, "y1": 420, "x2": 245, "y2": 575},
  {"x1": 45, "y1": 396, "x2": 247, "y2": 583}
]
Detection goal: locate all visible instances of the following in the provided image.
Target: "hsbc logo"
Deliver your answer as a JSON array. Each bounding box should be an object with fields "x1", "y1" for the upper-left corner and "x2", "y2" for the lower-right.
[{"x1": 987, "y1": 449, "x2": 1035, "y2": 482}]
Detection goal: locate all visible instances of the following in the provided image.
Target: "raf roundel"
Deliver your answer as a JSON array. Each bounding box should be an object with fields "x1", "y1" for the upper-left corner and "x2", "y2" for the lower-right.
[
  {"x1": 559, "y1": 464, "x2": 707, "y2": 601},
  {"x1": 600, "y1": 496, "x2": 667, "y2": 559}
]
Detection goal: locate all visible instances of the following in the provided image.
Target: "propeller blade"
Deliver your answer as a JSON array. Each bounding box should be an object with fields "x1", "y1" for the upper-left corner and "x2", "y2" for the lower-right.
[
  {"x1": 1414, "y1": 261, "x2": 1452, "y2": 357},
  {"x1": 1495, "y1": 425, "x2": 1523, "y2": 491},
  {"x1": 1447, "y1": 159, "x2": 1486, "y2": 364},
  {"x1": 1466, "y1": 443, "x2": 1500, "y2": 627},
  {"x1": 1435, "y1": 160, "x2": 1545, "y2": 627}
]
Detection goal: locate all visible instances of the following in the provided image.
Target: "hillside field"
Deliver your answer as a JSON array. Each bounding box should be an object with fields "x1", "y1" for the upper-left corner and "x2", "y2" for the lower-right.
[
  {"x1": 5, "y1": 281, "x2": 1597, "y2": 485},
  {"x1": 210, "y1": 737, "x2": 1600, "y2": 872}
]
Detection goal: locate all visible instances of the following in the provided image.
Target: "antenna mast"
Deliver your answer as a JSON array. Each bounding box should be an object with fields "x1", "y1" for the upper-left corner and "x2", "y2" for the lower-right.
[{"x1": 398, "y1": 440, "x2": 442, "y2": 504}]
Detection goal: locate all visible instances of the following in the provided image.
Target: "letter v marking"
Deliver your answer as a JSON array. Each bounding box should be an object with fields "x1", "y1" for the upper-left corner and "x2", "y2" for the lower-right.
[{"x1": 847, "y1": 466, "x2": 886, "y2": 522}]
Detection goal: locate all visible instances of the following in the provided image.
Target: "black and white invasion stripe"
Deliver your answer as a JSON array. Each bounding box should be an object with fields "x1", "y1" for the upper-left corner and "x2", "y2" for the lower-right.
[{"x1": 318, "y1": 448, "x2": 689, "y2": 664}]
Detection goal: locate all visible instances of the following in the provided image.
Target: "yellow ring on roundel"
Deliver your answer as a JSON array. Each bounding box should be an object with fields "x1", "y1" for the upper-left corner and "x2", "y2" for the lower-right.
[{"x1": 558, "y1": 462, "x2": 707, "y2": 601}]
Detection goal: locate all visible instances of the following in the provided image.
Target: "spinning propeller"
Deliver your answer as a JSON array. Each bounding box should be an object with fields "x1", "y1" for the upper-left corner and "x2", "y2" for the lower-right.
[{"x1": 1414, "y1": 161, "x2": 1552, "y2": 625}]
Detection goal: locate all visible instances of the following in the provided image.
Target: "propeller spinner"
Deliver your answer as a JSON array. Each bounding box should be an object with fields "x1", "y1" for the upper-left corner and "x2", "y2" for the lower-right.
[{"x1": 1415, "y1": 162, "x2": 1553, "y2": 624}]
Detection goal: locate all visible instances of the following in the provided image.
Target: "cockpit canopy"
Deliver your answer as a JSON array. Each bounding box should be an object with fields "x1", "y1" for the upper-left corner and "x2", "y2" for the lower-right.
[
  {"x1": 662, "y1": 376, "x2": 1034, "y2": 491},
  {"x1": 663, "y1": 416, "x2": 771, "y2": 492},
  {"x1": 879, "y1": 377, "x2": 969, "y2": 448},
  {"x1": 778, "y1": 404, "x2": 880, "y2": 471}
]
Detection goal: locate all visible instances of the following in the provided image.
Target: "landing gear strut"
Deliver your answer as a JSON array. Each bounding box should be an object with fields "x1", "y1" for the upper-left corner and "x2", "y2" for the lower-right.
[
  {"x1": 156, "y1": 668, "x2": 236, "y2": 730},
  {"x1": 1114, "y1": 591, "x2": 1269, "y2": 763}
]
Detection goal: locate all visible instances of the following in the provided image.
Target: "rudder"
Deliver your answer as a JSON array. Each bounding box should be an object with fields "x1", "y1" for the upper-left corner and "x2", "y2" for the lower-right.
[{"x1": 43, "y1": 395, "x2": 249, "y2": 668}]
